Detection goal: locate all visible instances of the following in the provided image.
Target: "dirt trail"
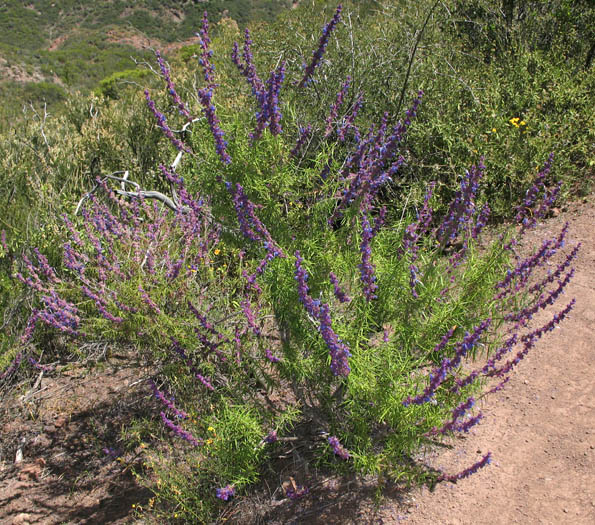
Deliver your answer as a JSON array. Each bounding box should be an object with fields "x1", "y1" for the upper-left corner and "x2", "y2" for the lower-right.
[{"x1": 0, "y1": 198, "x2": 593, "y2": 524}]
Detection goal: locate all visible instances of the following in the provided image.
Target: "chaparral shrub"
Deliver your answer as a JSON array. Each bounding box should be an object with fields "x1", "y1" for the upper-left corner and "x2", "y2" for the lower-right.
[{"x1": 3, "y1": 5, "x2": 579, "y2": 523}]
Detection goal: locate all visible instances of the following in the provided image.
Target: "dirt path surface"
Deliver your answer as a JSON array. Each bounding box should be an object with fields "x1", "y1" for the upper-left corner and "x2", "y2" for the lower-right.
[{"x1": 0, "y1": 198, "x2": 593, "y2": 524}]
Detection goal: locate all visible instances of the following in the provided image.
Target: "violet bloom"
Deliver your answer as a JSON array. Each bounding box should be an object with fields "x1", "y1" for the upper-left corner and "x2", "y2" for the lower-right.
[
  {"x1": 515, "y1": 153, "x2": 554, "y2": 229},
  {"x1": 325, "y1": 76, "x2": 351, "y2": 137},
  {"x1": 251, "y1": 61, "x2": 286, "y2": 141},
  {"x1": 149, "y1": 380, "x2": 189, "y2": 420},
  {"x1": 329, "y1": 272, "x2": 351, "y2": 303},
  {"x1": 286, "y1": 485, "x2": 309, "y2": 500},
  {"x1": 403, "y1": 321, "x2": 490, "y2": 406},
  {"x1": 294, "y1": 252, "x2": 351, "y2": 376},
  {"x1": 358, "y1": 211, "x2": 378, "y2": 301},
  {"x1": 328, "y1": 435, "x2": 350, "y2": 460},
  {"x1": 264, "y1": 430, "x2": 278, "y2": 444},
  {"x1": 160, "y1": 411, "x2": 201, "y2": 447},
  {"x1": 337, "y1": 93, "x2": 364, "y2": 142},
  {"x1": 290, "y1": 124, "x2": 312, "y2": 157},
  {"x1": 435, "y1": 160, "x2": 485, "y2": 248},
  {"x1": 216, "y1": 484, "x2": 235, "y2": 501},
  {"x1": 438, "y1": 452, "x2": 492, "y2": 483},
  {"x1": 154, "y1": 50, "x2": 193, "y2": 121},
  {"x1": 232, "y1": 29, "x2": 265, "y2": 96},
  {"x1": 144, "y1": 89, "x2": 191, "y2": 153},
  {"x1": 265, "y1": 348, "x2": 281, "y2": 363},
  {"x1": 299, "y1": 4, "x2": 343, "y2": 87},
  {"x1": 330, "y1": 92, "x2": 422, "y2": 224},
  {"x1": 428, "y1": 397, "x2": 480, "y2": 435},
  {"x1": 319, "y1": 303, "x2": 352, "y2": 377},
  {"x1": 195, "y1": 12, "x2": 231, "y2": 164}
]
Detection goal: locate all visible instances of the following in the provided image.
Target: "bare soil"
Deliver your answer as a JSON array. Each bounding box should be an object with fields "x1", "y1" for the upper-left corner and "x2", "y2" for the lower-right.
[{"x1": 1, "y1": 197, "x2": 593, "y2": 524}]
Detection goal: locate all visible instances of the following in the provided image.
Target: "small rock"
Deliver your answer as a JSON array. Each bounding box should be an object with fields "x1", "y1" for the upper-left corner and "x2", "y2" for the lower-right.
[
  {"x1": 18, "y1": 462, "x2": 42, "y2": 481},
  {"x1": 13, "y1": 514, "x2": 33, "y2": 525}
]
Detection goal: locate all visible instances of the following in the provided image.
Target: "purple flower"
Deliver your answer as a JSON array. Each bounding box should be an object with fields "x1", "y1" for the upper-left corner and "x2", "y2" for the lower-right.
[
  {"x1": 325, "y1": 76, "x2": 351, "y2": 137},
  {"x1": 264, "y1": 430, "x2": 278, "y2": 444},
  {"x1": 232, "y1": 29, "x2": 265, "y2": 98},
  {"x1": 250, "y1": 61, "x2": 286, "y2": 141},
  {"x1": 358, "y1": 211, "x2": 379, "y2": 301},
  {"x1": 328, "y1": 435, "x2": 350, "y2": 460},
  {"x1": 144, "y1": 89, "x2": 191, "y2": 153},
  {"x1": 404, "y1": 321, "x2": 490, "y2": 406},
  {"x1": 438, "y1": 452, "x2": 492, "y2": 483},
  {"x1": 329, "y1": 272, "x2": 351, "y2": 303},
  {"x1": 428, "y1": 397, "x2": 482, "y2": 435},
  {"x1": 337, "y1": 93, "x2": 364, "y2": 142},
  {"x1": 290, "y1": 124, "x2": 312, "y2": 157},
  {"x1": 154, "y1": 50, "x2": 193, "y2": 121},
  {"x1": 286, "y1": 485, "x2": 309, "y2": 500},
  {"x1": 294, "y1": 252, "x2": 351, "y2": 376},
  {"x1": 434, "y1": 160, "x2": 485, "y2": 248},
  {"x1": 216, "y1": 484, "x2": 235, "y2": 501},
  {"x1": 299, "y1": 5, "x2": 343, "y2": 87},
  {"x1": 160, "y1": 411, "x2": 202, "y2": 447},
  {"x1": 149, "y1": 380, "x2": 189, "y2": 420},
  {"x1": 265, "y1": 348, "x2": 280, "y2": 363},
  {"x1": 195, "y1": 12, "x2": 231, "y2": 165}
]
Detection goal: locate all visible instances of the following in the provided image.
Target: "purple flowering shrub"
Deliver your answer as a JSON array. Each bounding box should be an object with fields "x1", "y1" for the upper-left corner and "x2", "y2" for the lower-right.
[{"x1": 5, "y1": 6, "x2": 579, "y2": 521}]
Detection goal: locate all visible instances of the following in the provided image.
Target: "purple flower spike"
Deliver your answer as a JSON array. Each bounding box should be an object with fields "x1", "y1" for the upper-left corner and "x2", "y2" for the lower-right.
[
  {"x1": 195, "y1": 12, "x2": 231, "y2": 165},
  {"x1": 438, "y1": 452, "x2": 492, "y2": 483},
  {"x1": 144, "y1": 89, "x2": 191, "y2": 153},
  {"x1": 329, "y1": 272, "x2": 351, "y2": 303},
  {"x1": 286, "y1": 484, "x2": 309, "y2": 500},
  {"x1": 264, "y1": 430, "x2": 278, "y2": 444},
  {"x1": 328, "y1": 435, "x2": 350, "y2": 460},
  {"x1": 290, "y1": 124, "x2": 312, "y2": 157},
  {"x1": 265, "y1": 348, "x2": 281, "y2": 363},
  {"x1": 154, "y1": 50, "x2": 193, "y2": 121},
  {"x1": 160, "y1": 411, "x2": 202, "y2": 447},
  {"x1": 299, "y1": 4, "x2": 343, "y2": 87},
  {"x1": 216, "y1": 484, "x2": 235, "y2": 501},
  {"x1": 325, "y1": 76, "x2": 351, "y2": 137},
  {"x1": 358, "y1": 211, "x2": 379, "y2": 301}
]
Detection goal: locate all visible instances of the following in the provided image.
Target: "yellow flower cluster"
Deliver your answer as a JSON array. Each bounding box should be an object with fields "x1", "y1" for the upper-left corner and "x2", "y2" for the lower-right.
[{"x1": 509, "y1": 117, "x2": 527, "y2": 129}]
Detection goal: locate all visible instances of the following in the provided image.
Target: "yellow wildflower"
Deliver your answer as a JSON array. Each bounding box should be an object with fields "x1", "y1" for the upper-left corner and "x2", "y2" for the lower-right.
[
  {"x1": 491, "y1": 128, "x2": 497, "y2": 133},
  {"x1": 214, "y1": 249, "x2": 221, "y2": 255}
]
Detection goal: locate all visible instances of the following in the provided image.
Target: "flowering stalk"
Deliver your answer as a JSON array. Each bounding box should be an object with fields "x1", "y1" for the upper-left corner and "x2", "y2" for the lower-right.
[
  {"x1": 298, "y1": 4, "x2": 343, "y2": 87},
  {"x1": 195, "y1": 12, "x2": 231, "y2": 165},
  {"x1": 155, "y1": 50, "x2": 194, "y2": 121},
  {"x1": 359, "y1": 211, "x2": 379, "y2": 301},
  {"x1": 149, "y1": 380, "x2": 189, "y2": 420},
  {"x1": 216, "y1": 485, "x2": 235, "y2": 501},
  {"x1": 161, "y1": 411, "x2": 202, "y2": 447},
  {"x1": 144, "y1": 89, "x2": 191, "y2": 153},
  {"x1": 290, "y1": 124, "x2": 312, "y2": 157},
  {"x1": 324, "y1": 76, "x2": 351, "y2": 137},
  {"x1": 438, "y1": 452, "x2": 492, "y2": 482},
  {"x1": 294, "y1": 251, "x2": 351, "y2": 376},
  {"x1": 328, "y1": 435, "x2": 350, "y2": 459}
]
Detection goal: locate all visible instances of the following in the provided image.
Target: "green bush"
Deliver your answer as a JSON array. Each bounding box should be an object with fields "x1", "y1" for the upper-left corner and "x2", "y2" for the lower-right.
[{"x1": 5, "y1": 8, "x2": 579, "y2": 523}]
